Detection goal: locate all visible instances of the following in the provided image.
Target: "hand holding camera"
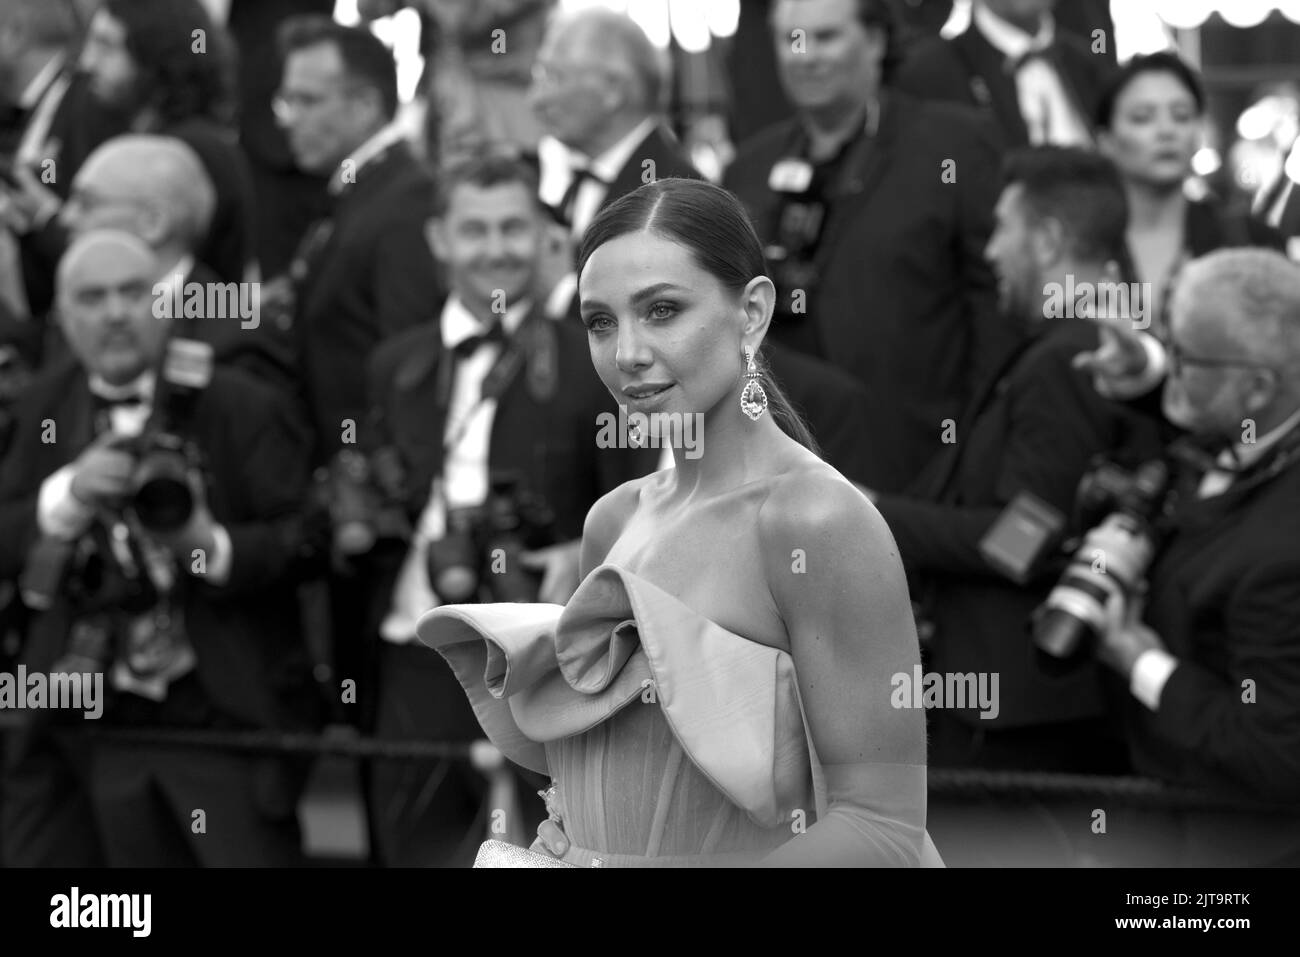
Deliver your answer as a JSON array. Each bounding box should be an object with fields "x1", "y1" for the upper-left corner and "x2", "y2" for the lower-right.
[
  {"x1": 69, "y1": 430, "x2": 139, "y2": 510},
  {"x1": 1095, "y1": 589, "x2": 1167, "y2": 678}
]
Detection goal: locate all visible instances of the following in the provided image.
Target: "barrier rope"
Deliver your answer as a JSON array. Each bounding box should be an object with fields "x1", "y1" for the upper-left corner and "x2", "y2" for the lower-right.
[{"x1": 1, "y1": 717, "x2": 1294, "y2": 816}]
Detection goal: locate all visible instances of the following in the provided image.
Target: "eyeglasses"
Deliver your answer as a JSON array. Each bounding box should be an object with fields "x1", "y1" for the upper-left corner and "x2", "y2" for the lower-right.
[
  {"x1": 1164, "y1": 334, "x2": 1275, "y2": 378},
  {"x1": 271, "y1": 84, "x2": 363, "y2": 121},
  {"x1": 530, "y1": 60, "x2": 619, "y2": 90}
]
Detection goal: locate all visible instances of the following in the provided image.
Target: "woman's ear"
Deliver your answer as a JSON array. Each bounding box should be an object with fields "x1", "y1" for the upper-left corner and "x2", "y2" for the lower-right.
[
  {"x1": 740, "y1": 275, "x2": 775, "y2": 342},
  {"x1": 1096, "y1": 129, "x2": 1116, "y2": 161}
]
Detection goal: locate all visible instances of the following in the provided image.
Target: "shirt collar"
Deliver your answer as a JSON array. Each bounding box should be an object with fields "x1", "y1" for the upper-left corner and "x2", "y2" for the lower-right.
[
  {"x1": 18, "y1": 52, "x2": 65, "y2": 110},
  {"x1": 89, "y1": 369, "x2": 156, "y2": 403},
  {"x1": 973, "y1": 2, "x2": 1054, "y2": 60},
  {"x1": 1232, "y1": 405, "x2": 1300, "y2": 469},
  {"x1": 579, "y1": 116, "x2": 657, "y2": 184},
  {"x1": 440, "y1": 294, "x2": 533, "y2": 351},
  {"x1": 330, "y1": 123, "x2": 408, "y2": 195}
]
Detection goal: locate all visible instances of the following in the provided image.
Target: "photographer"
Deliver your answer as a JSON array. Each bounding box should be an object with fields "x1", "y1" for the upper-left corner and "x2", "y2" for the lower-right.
[
  {"x1": 0, "y1": 230, "x2": 321, "y2": 866},
  {"x1": 1084, "y1": 248, "x2": 1300, "y2": 863},
  {"x1": 353, "y1": 153, "x2": 642, "y2": 866},
  {"x1": 871, "y1": 147, "x2": 1158, "y2": 771}
]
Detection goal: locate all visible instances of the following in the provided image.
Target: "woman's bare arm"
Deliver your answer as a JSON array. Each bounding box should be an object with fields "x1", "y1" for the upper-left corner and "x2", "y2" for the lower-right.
[{"x1": 756, "y1": 472, "x2": 928, "y2": 866}]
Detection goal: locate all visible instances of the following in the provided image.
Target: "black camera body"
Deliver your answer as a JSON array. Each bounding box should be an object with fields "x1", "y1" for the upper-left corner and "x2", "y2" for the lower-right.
[
  {"x1": 127, "y1": 338, "x2": 214, "y2": 533},
  {"x1": 426, "y1": 471, "x2": 555, "y2": 604},
  {"x1": 325, "y1": 446, "x2": 411, "y2": 556},
  {"x1": 1031, "y1": 457, "x2": 1172, "y2": 668}
]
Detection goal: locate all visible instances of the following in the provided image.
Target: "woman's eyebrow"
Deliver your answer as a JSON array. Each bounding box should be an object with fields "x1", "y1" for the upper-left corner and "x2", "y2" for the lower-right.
[{"x1": 629, "y1": 282, "x2": 687, "y2": 306}]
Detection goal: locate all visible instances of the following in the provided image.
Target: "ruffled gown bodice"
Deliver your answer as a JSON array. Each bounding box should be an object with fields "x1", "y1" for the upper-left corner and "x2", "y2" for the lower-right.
[{"x1": 417, "y1": 562, "x2": 938, "y2": 866}]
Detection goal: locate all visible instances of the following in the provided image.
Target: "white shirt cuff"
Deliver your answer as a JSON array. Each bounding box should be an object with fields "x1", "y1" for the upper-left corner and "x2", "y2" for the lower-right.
[
  {"x1": 36, "y1": 464, "x2": 96, "y2": 540},
  {"x1": 198, "y1": 523, "x2": 234, "y2": 586},
  {"x1": 544, "y1": 272, "x2": 577, "y2": 320},
  {"x1": 1095, "y1": 332, "x2": 1166, "y2": 400},
  {"x1": 1130, "y1": 648, "x2": 1179, "y2": 712}
]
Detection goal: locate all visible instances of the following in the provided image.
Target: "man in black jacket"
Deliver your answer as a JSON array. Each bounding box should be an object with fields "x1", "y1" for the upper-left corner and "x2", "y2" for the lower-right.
[
  {"x1": 873, "y1": 147, "x2": 1157, "y2": 771},
  {"x1": 0, "y1": 230, "x2": 321, "y2": 865},
  {"x1": 273, "y1": 15, "x2": 443, "y2": 465},
  {"x1": 724, "y1": 0, "x2": 1013, "y2": 493},
  {"x1": 894, "y1": 0, "x2": 1115, "y2": 151},
  {"x1": 1090, "y1": 248, "x2": 1300, "y2": 864},
  {"x1": 359, "y1": 154, "x2": 642, "y2": 866}
]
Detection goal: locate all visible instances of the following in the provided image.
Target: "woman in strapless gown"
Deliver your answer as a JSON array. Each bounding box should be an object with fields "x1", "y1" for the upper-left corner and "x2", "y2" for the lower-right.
[{"x1": 417, "y1": 178, "x2": 942, "y2": 867}]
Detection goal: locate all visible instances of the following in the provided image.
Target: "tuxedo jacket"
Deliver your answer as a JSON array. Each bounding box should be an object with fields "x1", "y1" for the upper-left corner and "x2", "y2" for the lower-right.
[
  {"x1": 172, "y1": 259, "x2": 300, "y2": 399},
  {"x1": 361, "y1": 309, "x2": 645, "y2": 630},
  {"x1": 724, "y1": 92, "x2": 1013, "y2": 493},
  {"x1": 875, "y1": 318, "x2": 1159, "y2": 729},
  {"x1": 601, "y1": 122, "x2": 700, "y2": 210},
  {"x1": 0, "y1": 358, "x2": 321, "y2": 732},
  {"x1": 1129, "y1": 441, "x2": 1300, "y2": 805},
  {"x1": 295, "y1": 141, "x2": 443, "y2": 463},
  {"x1": 893, "y1": 23, "x2": 1116, "y2": 150}
]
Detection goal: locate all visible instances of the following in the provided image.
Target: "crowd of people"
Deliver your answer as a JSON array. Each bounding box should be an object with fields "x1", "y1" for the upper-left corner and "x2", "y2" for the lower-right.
[{"x1": 0, "y1": 0, "x2": 1297, "y2": 867}]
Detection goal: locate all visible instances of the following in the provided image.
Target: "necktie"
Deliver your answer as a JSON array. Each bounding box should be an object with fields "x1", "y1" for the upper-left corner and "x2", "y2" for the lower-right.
[
  {"x1": 91, "y1": 391, "x2": 145, "y2": 413},
  {"x1": 556, "y1": 165, "x2": 602, "y2": 230}
]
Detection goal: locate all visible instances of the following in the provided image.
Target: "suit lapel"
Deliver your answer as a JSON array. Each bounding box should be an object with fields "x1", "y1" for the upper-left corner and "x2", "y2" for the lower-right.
[{"x1": 953, "y1": 28, "x2": 1029, "y2": 146}]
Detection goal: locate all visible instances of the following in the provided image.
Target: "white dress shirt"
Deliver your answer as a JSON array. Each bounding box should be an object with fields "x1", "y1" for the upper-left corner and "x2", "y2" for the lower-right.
[
  {"x1": 538, "y1": 117, "x2": 658, "y2": 240},
  {"x1": 973, "y1": 3, "x2": 1092, "y2": 147},
  {"x1": 380, "y1": 296, "x2": 533, "y2": 643}
]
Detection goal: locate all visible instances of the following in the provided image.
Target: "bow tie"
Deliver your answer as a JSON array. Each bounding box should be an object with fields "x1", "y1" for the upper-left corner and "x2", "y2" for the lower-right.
[
  {"x1": 92, "y1": 391, "x2": 146, "y2": 410},
  {"x1": 451, "y1": 321, "x2": 507, "y2": 358}
]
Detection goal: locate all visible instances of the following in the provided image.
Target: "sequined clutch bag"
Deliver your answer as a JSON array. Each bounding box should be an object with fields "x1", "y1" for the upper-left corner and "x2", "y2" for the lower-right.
[{"x1": 473, "y1": 840, "x2": 577, "y2": 868}]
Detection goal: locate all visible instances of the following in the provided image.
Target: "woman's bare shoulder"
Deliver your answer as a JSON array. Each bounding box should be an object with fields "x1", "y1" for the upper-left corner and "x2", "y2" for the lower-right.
[
  {"x1": 580, "y1": 473, "x2": 659, "y2": 568},
  {"x1": 756, "y1": 462, "x2": 896, "y2": 556}
]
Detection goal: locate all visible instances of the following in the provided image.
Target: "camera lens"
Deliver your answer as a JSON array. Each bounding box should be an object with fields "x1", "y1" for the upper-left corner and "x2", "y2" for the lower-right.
[{"x1": 132, "y1": 452, "x2": 194, "y2": 532}]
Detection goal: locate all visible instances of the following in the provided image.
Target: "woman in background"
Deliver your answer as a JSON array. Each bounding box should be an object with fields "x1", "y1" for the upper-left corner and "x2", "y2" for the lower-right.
[
  {"x1": 418, "y1": 178, "x2": 941, "y2": 867},
  {"x1": 1096, "y1": 51, "x2": 1284, "y2": 331}
]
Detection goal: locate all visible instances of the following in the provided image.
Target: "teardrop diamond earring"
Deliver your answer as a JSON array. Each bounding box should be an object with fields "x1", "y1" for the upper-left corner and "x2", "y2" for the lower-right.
[{"x1": 740, "y1": 347, "x2": 768, "y2": 421}]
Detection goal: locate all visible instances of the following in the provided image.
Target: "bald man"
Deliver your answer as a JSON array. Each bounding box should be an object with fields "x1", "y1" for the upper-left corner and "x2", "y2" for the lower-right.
[
  {"x1": 1087, "y1": 249, "x2": 1300, "y2": 864},
  {"x1": 0, "y1": 230, "x2": 321, "y2": 866},
  {"x1": 60, "y1": 135, "x2": 300, "y2": 393}
]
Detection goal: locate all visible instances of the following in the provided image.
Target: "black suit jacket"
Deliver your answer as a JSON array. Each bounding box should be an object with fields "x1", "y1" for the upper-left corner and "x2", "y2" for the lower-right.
[
  {"x1": 362, "y1": 308, "x2": 644, "y2": 630},
  {"x1": 1129, "y1": 442, "x2": 1300, "y2": 804},
  {"x1": 0, "y1": 359, "x2": 320, "y2": 732},
  {"x1": 876, "y1": 318, "x2": 1159, "y2": 729},
  {"x1": 295, "y1": 141, "x2": 443, "y2": 462},
  {"x1": 893, "y1": 22, "x2": 1116, "y2": 150},
  {"x1": 600, "y1": 123, "x2": 699, "y2": 209},
  {"x1": 171, "y1": 260, "x2": 300, "y2": 397},
  {"x1": 724, "y1": 92, "x2": 1012, "y2": 492}
]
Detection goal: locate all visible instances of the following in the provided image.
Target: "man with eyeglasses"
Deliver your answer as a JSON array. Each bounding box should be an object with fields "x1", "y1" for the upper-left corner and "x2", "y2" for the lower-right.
[
  {"x1": 271, "y1": 16, "x2": 441, "y2": 735},
  {"x1": 1081, "y1": 247, "x2": 1300, "y2": 864}
]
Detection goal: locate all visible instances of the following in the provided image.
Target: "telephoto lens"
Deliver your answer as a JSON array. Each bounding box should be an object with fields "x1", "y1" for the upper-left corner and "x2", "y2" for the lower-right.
[{"x1": 131, "y1": 434, "x2": 195, "y2": 532}]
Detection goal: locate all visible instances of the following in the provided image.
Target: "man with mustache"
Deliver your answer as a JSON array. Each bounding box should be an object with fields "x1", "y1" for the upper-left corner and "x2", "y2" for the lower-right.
[
  {"x1": 0, "y1": 230, "x2": 320, "y2": 865},
  {"x1": 360, "y1": 154, "x2": 642, "y2": 867}
]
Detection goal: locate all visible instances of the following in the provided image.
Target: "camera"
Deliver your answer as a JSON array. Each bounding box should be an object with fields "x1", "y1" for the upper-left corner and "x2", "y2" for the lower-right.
[
  {"x1": 127, "y1": 339, "x2": 213, "y2": 533},
  {"x1": 1031, "y1": 457, "x2": 1172, "y2": 666},
  {"x1": 426, "y1": 471, "x2": 555, "y2": 604},
  {"x1": 325, "y1": 446, "x2": 410, "y2": 556}
]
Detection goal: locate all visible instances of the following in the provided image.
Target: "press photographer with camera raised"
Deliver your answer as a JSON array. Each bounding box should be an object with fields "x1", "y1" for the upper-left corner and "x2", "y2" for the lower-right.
[
  {"x1": 0, "y1": 229, "x2": 321, "y2": 866},
  {"x1": 869, "y1": 147, "x2": 1158, "y2": 774},
  {"x1": 1074, "y1": 248, "x2": 1300, "y2": 863},
  {"x1": 355, "y1": 153, "x2": 642, "y2": 867}
]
